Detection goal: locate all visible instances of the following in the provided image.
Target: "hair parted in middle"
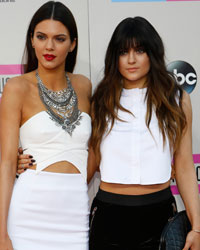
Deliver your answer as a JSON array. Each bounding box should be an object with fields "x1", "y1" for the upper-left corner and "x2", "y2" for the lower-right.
[
  {"x1": 22, "y1": 1, "x2": 78, "y2": 73},
  {"x1": 90, "y1": 16, "x2": 186, "y2": 164}
]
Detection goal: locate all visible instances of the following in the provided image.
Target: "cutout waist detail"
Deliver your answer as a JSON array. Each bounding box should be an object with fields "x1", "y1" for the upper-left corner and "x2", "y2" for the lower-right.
[
  {"x1": 21, "y1": 147, "x2": 88, "y2": 182},
  {"x1": 29, "y1": 160, "x2": 81, "y2": 174}
]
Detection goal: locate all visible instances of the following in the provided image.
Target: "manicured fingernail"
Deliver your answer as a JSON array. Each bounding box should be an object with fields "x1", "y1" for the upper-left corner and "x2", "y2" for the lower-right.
[
  {"x1": 29, "y1": 155, "x2": 33, "y2": 158},
  {"x1": 29, "y1": 163, "x2": 33, "y2": 166},
  {"x1": 31, "y1": 159, "x2": 35, "y2": 163}
]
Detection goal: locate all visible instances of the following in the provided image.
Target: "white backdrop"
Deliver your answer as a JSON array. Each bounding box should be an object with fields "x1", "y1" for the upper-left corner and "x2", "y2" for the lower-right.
[{"x1": 0, "y1": 0, "x2": 199, "y2": 210}]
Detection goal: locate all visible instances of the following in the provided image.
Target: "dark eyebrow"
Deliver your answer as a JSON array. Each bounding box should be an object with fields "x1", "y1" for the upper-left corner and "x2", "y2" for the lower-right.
[
  {"x1": 36, "y1": 31, "x2": 67, "y2": 37},
  {"x1": 36, "y1": 31, "x2": 46, "y2": 35},
  {"x1": 55, "y1": 34, "x2": 67, "y2": 37}
]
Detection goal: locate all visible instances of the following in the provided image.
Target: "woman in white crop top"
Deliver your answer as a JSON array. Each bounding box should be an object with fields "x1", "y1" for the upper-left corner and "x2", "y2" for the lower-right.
[
  {"x1": 87, "y1": 17, "x2": 200, "y2": 250},
  {"x1": 0, "y1": 2, "x2": 91, "y2": 250}
]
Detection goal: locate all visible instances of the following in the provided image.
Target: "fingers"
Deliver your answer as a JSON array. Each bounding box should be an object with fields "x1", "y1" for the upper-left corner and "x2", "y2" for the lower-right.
[
  {"x1": 17, "y1": 168, "x2": 26, "y2": 174},
  {"x1": 183, "y1": 232, "x2": 191, "y2": 250},
  {"x1": 17, "y1": 148, "x2": 36, "y2": 174},
  {"x1": 18, "y1": 154, "x2": 33, "y2": 160},
  {"x1": 182, "y1": 230, "x2": 200, "y2": 250},
  {"x1": 18, "y1": 147, "x2": 23, "y2": 154},
  {"x1": 17, "y1": 160, "x2": 36, "y2": 174},
  {"x1": 18, "y1": 158, "x2": 33, "y2": 164},
  {"x1": 18, "y1": 158, "x2": 36, "y2": 165},
  {"x1": 18, "y1": 147, "x2": 28, "y2": 154},
  {"x1": 17, "y1": 154, "x2": 36, "y2": 174},
  {"x1": 18, "y1": 162, "x2": 33, "y2": 170},
  {"x1": 182, "y1": 243, "x2": 190, "y2": 250},
  {"x1": 18, "y1": 159, "x2": 36, "y2": 168}
]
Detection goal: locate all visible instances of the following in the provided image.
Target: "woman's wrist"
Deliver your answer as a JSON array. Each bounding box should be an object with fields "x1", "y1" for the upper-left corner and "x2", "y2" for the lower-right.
[{"x1": 192, "y1": 229, "x2": 200, "y2": 234}]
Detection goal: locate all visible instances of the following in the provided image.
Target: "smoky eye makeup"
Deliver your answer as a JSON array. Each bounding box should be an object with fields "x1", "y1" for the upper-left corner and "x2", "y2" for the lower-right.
[
  {"x1": 36, "y1": 34, "x2": 45, "y2": 40},
  {"x1": 35, "y1": 32, "x2": 46, "y2": 40},
  {"x1": 135, "y1": 46, "x2": 146, "y2": 53},
  {"x1": 55, "y1": 36, "x2": 66, "y2": 42},
  {"x1": 119, "y1": 49, "x2": 129, "y2": 55}
]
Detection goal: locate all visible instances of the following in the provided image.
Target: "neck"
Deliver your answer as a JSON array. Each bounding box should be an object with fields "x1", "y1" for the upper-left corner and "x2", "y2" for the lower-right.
[
  {"x1": 123, "y1": 77, "x2": 147, "y2": 89},
  {"x1": 36, "y1": 67, "x2": 67, "y2": 91}
]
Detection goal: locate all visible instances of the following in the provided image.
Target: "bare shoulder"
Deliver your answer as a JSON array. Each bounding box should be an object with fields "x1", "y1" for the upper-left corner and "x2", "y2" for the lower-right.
[
  {"x1": 2, "y1": 76, "x2": 23, "y2": 97},
  {"x1": 4, "y1": 73, "x2": 33, "y2": 95},
  {"x1": 1, "y1": 73, "x2": 35, "y2": 109},
  {"x1": 70, "y1": 73, "x2": 91, "y2": 85},
  {"x1": 68, "y1": 73, "x2": 92, "y2": 98},
  {"x1": 4, "y1": 75, "x2": 24, "y2": 93}
]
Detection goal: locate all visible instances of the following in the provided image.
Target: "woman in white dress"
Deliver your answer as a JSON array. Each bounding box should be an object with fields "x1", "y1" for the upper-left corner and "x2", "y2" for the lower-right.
[{"x1": 0, "y1": 1, "x2": 91, "y2": 250}]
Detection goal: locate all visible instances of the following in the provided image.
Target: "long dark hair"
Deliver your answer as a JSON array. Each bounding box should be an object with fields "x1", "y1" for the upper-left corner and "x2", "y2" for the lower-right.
[
  {"x1": 22, "y1": 1, "x2": 78, "y2": 73},
  {"x1": 91, "y1": 16, "x2": 186, "y2": 164}
]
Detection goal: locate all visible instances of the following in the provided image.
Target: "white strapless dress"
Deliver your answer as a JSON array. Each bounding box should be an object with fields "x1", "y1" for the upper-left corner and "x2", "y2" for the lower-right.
[{"x1": 7, "y1": 111, "x2": 91, "y2": 250}]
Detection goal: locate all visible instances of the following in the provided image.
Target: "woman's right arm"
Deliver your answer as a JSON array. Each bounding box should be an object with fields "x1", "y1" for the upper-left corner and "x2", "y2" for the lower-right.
[
  {"x1": 87, "y1": 146, "x2": 99, "y2": 184},
  {"x1": 0, "y1": 79, "x2": 23, "y2": 249}
]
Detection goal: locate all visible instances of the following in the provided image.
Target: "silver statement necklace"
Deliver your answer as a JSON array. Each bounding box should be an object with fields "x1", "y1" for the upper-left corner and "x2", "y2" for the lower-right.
[{"x1": 36, "y1": 70, "x2": 82, "y2": 135}]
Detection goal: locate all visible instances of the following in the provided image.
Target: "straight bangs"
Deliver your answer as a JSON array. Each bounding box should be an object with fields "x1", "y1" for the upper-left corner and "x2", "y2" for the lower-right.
[{"x1": 116, "y1": 25, "x2": 149, "y2": 56}]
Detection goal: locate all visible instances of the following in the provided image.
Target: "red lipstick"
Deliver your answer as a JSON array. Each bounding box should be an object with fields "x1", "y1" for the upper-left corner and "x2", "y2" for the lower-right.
[{"x1": 43, "y1": 54, "x2": 56, "y2": 61}]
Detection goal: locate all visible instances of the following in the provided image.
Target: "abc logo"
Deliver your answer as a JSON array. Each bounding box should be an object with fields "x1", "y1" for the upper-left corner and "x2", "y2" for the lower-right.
[{"x1": 167, "y1": 61, "x2": 197, "y2": 94}]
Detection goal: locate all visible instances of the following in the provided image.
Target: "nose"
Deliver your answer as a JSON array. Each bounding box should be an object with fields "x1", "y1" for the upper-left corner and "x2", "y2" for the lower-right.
[
  {"x1": 46, "y1": 39, "x2": 54, "y2": 51},
  {"x1": 128, "y1": 50, "x2": 136, "y2": 64}
]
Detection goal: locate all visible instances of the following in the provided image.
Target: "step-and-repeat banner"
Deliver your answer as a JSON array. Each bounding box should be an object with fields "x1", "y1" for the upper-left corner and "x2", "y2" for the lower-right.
[{"x1": 0, "y1": 0, "x2": 200, "y2": 209}]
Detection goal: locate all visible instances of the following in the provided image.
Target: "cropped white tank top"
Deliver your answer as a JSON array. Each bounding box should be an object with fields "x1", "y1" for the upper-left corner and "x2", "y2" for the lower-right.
[
  {"x1": 20, "y1": 111, "x2": 91, "y2": 182},
  {"x1": 100, "y1": 88, "x2": 172, "y2": 185}
]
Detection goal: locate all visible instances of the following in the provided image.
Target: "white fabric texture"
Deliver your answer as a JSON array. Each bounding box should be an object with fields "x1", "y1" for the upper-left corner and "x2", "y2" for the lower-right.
[
  {"x1": 100, "y1": 87, "x2": 173, "y2": 185},
  {"x1": 19, "y1": 111, "x2": 91, "y2": 182},
  {"x1": 7, "y1": 169, "x2": 89, "y2": 250}
]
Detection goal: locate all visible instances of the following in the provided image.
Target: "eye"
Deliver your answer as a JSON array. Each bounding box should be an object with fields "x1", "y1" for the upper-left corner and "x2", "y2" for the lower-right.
[
  {"x1": 36, "y1": 34, "x2": 46, "y2": 40},
  {"x1": 56, "y1": 37, "x2": 66, "y2": 42},
  {"x1": 119, "y1": 49, "x2": 128, "y2": 55},
  {"x1": 135, "y1": 47, "x2": 145, "y2": 54}
]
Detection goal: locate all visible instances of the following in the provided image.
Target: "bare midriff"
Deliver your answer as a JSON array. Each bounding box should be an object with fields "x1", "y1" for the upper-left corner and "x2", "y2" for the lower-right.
[
  {"x1": 100, "y1": 180, "x2": 170, "y2": 195},
  {"x1": 29, "y1": 161, "x2": 80, "y2": 174}
]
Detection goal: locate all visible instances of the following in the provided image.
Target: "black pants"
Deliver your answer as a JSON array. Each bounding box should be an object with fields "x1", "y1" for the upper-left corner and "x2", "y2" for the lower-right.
[{"x1": 89, "y1": 188, "x2": 177, "y2": 250}]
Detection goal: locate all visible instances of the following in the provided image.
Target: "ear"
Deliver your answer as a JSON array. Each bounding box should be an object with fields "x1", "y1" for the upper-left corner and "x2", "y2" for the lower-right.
[{"x1": 69, "y1": 38, "x2": 76, "y2": 52}]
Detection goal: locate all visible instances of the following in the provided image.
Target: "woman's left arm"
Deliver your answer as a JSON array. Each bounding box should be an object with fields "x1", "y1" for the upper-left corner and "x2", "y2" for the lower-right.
[{"x1": 174, "y1": 91, "x2": 200, "y2": 250}]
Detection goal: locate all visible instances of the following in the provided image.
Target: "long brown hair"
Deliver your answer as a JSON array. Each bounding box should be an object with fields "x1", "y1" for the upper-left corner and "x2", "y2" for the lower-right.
[{"x1": 90, "y1": 17, "x2": 186, "y2": 164}]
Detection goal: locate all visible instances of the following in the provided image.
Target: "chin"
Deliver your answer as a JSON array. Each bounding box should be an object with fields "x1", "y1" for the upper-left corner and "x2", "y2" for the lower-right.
[
  {"x1": 42, "y1": 64, "x2": 58, "y2": 70},
  {"x1": 125, "y1": 77, "x2": 140, "y2": 82}
]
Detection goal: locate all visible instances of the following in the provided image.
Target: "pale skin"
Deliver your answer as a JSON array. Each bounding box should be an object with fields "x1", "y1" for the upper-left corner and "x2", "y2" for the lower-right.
[
  {"x1": 18, "y1": 49, "x2": 200, "y2": 248},
  {"x1": 0, "y1": 19, "x2": 91, "y2": 250}
]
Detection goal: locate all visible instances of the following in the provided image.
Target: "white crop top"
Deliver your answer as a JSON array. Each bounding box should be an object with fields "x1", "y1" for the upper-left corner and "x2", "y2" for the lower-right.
[
  {"x1": 20, "y1": 111, "x2": 91, "y2": 182},
  {"x1": 100, "y1": 88, "x2": 172, "y2": 185}
]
